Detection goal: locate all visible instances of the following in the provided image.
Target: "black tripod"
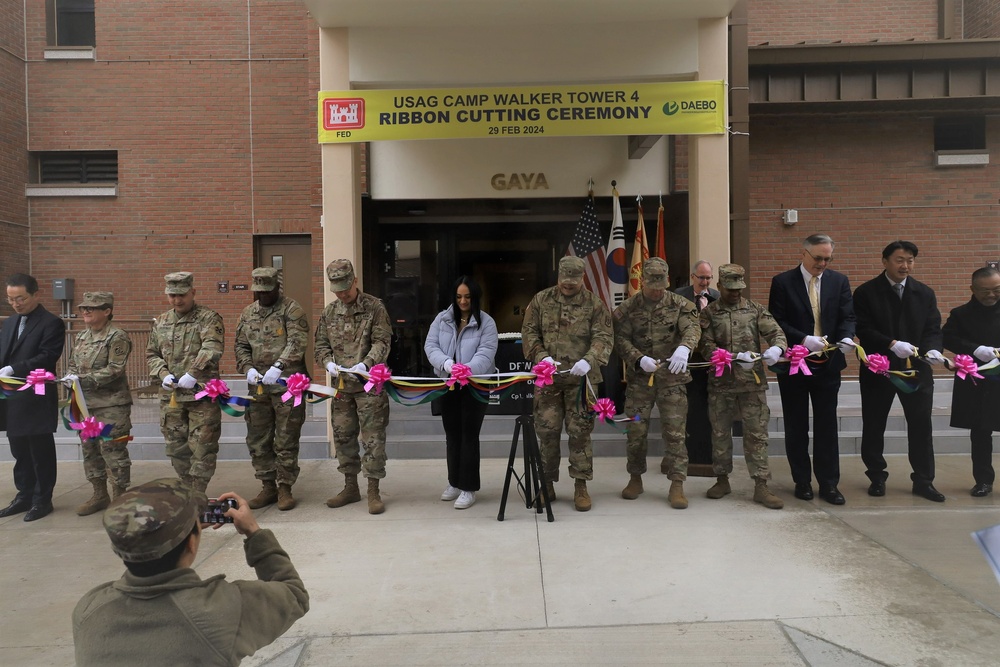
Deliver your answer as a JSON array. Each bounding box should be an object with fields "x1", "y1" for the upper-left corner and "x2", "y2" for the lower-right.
[{"x1": 498, "y1": 414, "x2": 554, "y2": 522}]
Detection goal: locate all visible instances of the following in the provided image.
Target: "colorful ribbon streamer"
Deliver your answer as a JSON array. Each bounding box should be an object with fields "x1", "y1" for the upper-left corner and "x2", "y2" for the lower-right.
[
  {"x1": 952, "y1": 354, "x2": 985, "y2": 382},
  {"x1": 281, "y1": 373, "x2": 311, "y2": 406},
  {"x1": 19, "y1": 369, "x2": 55, "y2": 396},
  {"x1": 446, "y1": 363, "x2": 472, "y2": 388},
  {"x1": 531, "y1": 360, "x2": 557, "y2": 387},
  {"x1": 364, "y1": 363, "x2": 392, "y2": 394},
  {"x1": 70, "y1": 416, "x2": 112, "y2": 440},
  {"x1": 593, "y1": 397, "x2": 616, "y2": 423},
  {"x1": 710, "y1": 349, "x2": 732, "y2": 377},
  {"x1": 785, "y1": 345, "x2": 812, "y2": 376}
]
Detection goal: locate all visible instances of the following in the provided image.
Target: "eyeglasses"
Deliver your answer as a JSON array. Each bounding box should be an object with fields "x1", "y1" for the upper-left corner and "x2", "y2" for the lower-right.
[
  {"x1": 973, "y1": 287, "x2": 1000, "y2": 296},
  {"x1": 693, "y1": 275, "x2": 713, "y2": 281},
  {"x1": 804, "y1": 250, "x2": 833, "y2": 264},
  {"x1": 78, "y1": 306, "x2": 108, "y2": 313},
  {"x1": 5, "y1": 296, "x2": 28, "y2": 305}
]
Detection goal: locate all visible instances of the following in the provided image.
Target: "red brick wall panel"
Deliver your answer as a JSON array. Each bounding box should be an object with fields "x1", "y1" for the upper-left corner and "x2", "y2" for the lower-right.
[
  {"x1": 748, "y1": 0, "x2": 940, "y2": 46},
  {"x1": 965, "y1": 0, "x2": 1000, "y2": 37},
  {"x1": 1, "y1": 1, "x2": 29, "y2": 287}
]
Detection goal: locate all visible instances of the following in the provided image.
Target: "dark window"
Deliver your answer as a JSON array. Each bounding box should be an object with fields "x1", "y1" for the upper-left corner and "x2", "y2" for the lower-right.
[
  {"x1": 47, "y1": 0, "x2": 95, "y2": 47},
  {"x1": 34, "y1": 151, "x2": 118, "y2": 184},
  {"x1": 934, "y1": 117, "x2": 986, "y2": 151}
]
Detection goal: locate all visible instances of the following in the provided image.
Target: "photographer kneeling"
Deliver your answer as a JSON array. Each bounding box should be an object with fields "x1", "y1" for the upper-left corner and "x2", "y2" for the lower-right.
[{"x1": 73, "y1": 479, "x2": 309, "y2": 666}]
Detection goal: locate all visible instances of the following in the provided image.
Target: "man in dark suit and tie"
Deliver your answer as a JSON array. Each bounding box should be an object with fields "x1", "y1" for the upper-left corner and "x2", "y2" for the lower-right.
[
  {"x1": 853, "y1": 240, "x2": 946, "y2": 502},
  {"x1": 0, "y1": 273, "x2": 66, "y2": 521},
  {"x1": 768, "y1": 235, "x2": 856, "y2": 504}
]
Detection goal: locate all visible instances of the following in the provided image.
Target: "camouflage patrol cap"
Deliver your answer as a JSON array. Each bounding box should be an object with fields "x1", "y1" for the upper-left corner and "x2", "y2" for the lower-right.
[
  {"x1": 164, "y1": 272, "x2": 194, "y2": 295},
  {"x1": 558, "y1": 256, "x2": 585, "y2": 285},
  {"x1": 103, "y1": 478, "x2": 207, "y2": 562},
  {"x1": 326, "y1": 259, "x2": 356, "y2": 292},
  {"x1": 77, "y1": 291, "x2": 114, "y2": 309},
  {"x1": 718, "y1": 263, "x2": 747, "y2": 289},
  {"x1": 642, "y1": 258, "x2": 669, "y2": 289},
  {"x1": 251, "y1": 267, "x2": 279, "y2": 292}
]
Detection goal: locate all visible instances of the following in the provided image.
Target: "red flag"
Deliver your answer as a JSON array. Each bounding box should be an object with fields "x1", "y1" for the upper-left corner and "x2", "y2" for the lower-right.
[
  {"x1": 568, "y1": 193, "x2": 611, "y2": 307},
  {"x1": 628, "y1": 201, "x2": 649, "y2": 297},
  {"x1": 654, "y1": 203, "x2": 666, "y2": 260}
]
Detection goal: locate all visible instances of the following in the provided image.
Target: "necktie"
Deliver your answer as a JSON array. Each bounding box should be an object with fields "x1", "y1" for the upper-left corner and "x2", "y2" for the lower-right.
[
  {"x1": 808, "y1": 276, "x2": 822, "y2": 336},
  {"x1": 894, "y1": 282, "x2": 904, "y2": 301},
  {"x1": 696, "y1": 294, "x2": 707, "y2": 311},
  {"x1": 17, "y1": 316, "x2": 26, "y2": 339}
]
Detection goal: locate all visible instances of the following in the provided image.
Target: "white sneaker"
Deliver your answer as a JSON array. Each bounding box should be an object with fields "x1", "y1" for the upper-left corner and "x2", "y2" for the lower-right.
[
  {"x1": 440, "y1": 485, "x2": 460, "y2": 501},
  {"x1": 454, "y1": 490, "x2": 476, "y2": 509}
]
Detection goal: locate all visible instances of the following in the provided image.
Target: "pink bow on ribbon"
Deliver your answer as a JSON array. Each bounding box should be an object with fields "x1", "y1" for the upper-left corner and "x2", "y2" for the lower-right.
[
  {"x1": 18, "y1": 369, "x2": 55, "y2": 395},
  {"x1": 953, "y1": 354, "x2": 984, "y2": 382},
  {"x1": 281, "y1": 373, "x2": 311, "y2": 406},
  {"x1": 70, "y1": 416, "x2": 106, "y2": 440},
  {"x1": 194, "y1": 378, "x2": 230, "y2": 401},
  {"x1": 593, "y1": 397, "x2": 616, "y2": 422},
  {"x1": 365, "y1": 364, "x2": 392, "y2": 394},
  {"x1": 786, "y1": 344, "x2": 812, "y2": 376},
  {"x1": 710, "y1": 349, "x2": 733, "y2": 377},
  {"x1": 532, "y1": 360, "x2": 557, "y2": 387},
  {"x1": 866, "y1": 353, "x2": 890, "y2": 376},
  {"x1": 446, "y1": 363, "x2": 472, "y2": 388}
]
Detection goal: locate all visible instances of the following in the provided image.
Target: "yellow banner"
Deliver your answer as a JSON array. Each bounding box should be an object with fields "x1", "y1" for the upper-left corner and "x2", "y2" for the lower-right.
[{"x1": 318, "y1": 81, "x2": 725, "y2": 143}]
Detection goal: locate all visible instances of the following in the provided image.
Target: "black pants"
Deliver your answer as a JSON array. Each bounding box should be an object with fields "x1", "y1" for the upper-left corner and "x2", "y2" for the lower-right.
[
  {"x1": 9, "y1": 433, "x2": 57, "y2": 505},
  {"x1": 777, "y1": 369, "x2": 842, "y2": 489},
  {"x1": 859, "y1": 368, "x2": 935, "y2": 484},
  {"x1": 684, "y1": 368, "x2": 713, "y2": 464},
  {"x1": 440, "y1": 386, "x2": 487, "y2": 492},
  {"x1": 971, "y1": 428, "x2": 995, "y2": 486}
]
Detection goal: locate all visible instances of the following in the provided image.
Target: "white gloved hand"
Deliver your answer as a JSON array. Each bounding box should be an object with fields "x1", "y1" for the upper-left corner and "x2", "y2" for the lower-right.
[
  {"x1": 639, "y1": 356, "x2": 659, "y2": 373},
  {"x1": 0, "y1": 365, "x2": 13, "y2": 377},
  {"x1": 62, "y1": 373, "x2": 79, "y2": 387},
  {"x1": 443, "y1": 360, "x2": 454, "y2": 373},
  {"x1": 542, "y1": 356, "x2": 557, "y2": 365},
  {"x1": 735, "y1": 351, "x2": 755, "y2": 367},
  {"x1": 890, "y1": 340, "x2": 916, "y2": 359},
  {"x1": 974, "y1": 345, "x2": 998, "y2": 363},
  {"x1": 325, "y1": 361, "x2": 339, "y2": 376},
  {"x1": 667, "y1": 346, "x2": 691, "y2": 374},
  {"x1": 177, "y1": 373, "x2": 198, "y2": 389},
  {"x1": 246, "y1": 368, "x2": 262, "y2": 385},
  {"x1": 924, "y1": 349, "x2": 945, "y2": 365},
  {"x1": 262, "y1": 365, "x2": 283, "y2": 384},
  {"x1": 161, "y1": 374, "x2": 177, "y2": 389},
  {"x1": 762, "y1": 346, "x2": 783, "y2": 366},
  {"x1": 837, "y1": 337, "x2": 856, "y2": 354},
  {"x1": 570, "y1": 359, "x2": 591, "y2": 376},
  {"x1": 349, "y1": 363, "x2": 367, "y2": 374},
  {"x1": 803, "y1": 335, "x2": 826, "y2": 353}
]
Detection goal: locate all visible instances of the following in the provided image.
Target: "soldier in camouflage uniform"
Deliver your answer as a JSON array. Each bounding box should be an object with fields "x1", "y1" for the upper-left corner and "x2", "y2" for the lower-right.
[
  {"x1": 314, "y1": 259, "x2": 392, "y2": 515},
  {"x1": 698, "y1": 264, "x2": 787, "y2": 509},
  {"x1": 521, "y1": 255, "x2": 613, "y2": 512},
  {"x1": 146, "y1": 273, "x2": 224, "y2": 493},
  {"x1": 613, "y1": 258, "x2": 700, "y2": 509},
  {"x1": 66, "y1": 291, "x2": 133, "y2": 516},
  {"x1": 235, "y1": 268, "x2": 310, "y2": 511}
]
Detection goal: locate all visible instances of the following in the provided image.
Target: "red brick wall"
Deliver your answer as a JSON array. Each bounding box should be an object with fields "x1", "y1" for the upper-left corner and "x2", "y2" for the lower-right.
[
  {"x1": 965, "y1": 0, "x2": 1000, "y2": 37},
  {"x1": 0, "y1": 1, "x2": 29, "y2": 293},
  {"x1": 748, "y1": 0, "x2": 940, "y2": 45}
]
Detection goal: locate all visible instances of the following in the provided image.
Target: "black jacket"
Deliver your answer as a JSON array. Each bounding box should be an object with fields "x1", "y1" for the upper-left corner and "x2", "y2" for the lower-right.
[
  {"x1": 854, "y1": 272, "x2": 942, "y2": 374},
  {"x1": 0, "y1": 304, "x2": 65, "y2": 436},
  {"x1": 943, "y1": 297, "x2": 1000, "y2": 430}
]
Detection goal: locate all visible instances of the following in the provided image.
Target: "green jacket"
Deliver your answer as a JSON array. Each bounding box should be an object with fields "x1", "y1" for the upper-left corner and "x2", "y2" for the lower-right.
[
  {"x1": 68, "y1": 324, "x2": 133, "y2": 408},
  {"x1": 521, "y1": 286, "x2": 613, "y2": 386},
  {"x1": 613, "y1": 291, "x2": 700, "y2": 387},
  {"x1": 146, "y1": 304, "x2": 225, "y2": 402},
  {"x1": 314, "y1": 291, "x2": 391, "y2": 392},
  {"x1": 235, "y1": 296, "x2": 310, "y2": 393},
  {"x1": 698, "y1": 297, "x2": 786, "y2": 392}
]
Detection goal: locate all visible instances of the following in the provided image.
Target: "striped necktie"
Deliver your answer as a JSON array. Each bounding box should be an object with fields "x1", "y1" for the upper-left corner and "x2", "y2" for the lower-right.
[{"x1": 808, "y1": 276, "x2": 821, "y2": 336}]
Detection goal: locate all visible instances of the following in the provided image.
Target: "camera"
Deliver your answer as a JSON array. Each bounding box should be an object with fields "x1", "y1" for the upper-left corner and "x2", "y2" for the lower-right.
[{"x1": 201, "y1": 498, "x2": 238, "y2": 524}]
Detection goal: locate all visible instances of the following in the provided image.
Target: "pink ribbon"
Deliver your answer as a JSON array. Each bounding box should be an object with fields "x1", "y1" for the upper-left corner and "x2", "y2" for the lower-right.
[
  {"x1": 866, "y1": 353, "x2": 890, "y2": 376},
  {"x1": 446, "y1": 363, "x2": 472, "y2": 388},
  {"x1": 532, "y1": 360, "x2": 557, "y2": 387},
  {"x1": 710, "y1": 349, "x2": 732, "y2": 377},
  {"x1": 194, "y1": 378, "x2": 230, "y2": 401},
  {"x1": 70, "y1": 416, "x2": 106, "y2": 440},
  {"x1": 365, "y1": 363, "x2": 392, "y2": 394},
  {"x1": 593, "y1": 398, "x2": 616, "y2": 422},
  {"x1": 786, "y1": 344, "x2": 812, "y2": 376},
  {"x1": 18, "y1": 369, "x2": 55, "y2": 395},
  {"x1": 281, "y1": 373, "x2": 311, "y2": 406},
  {"x1": 953, "y1": 354, "x2": 984, "y2": 382}
]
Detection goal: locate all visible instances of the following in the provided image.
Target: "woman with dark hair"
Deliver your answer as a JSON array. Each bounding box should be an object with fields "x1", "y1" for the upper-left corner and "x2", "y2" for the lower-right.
[{"x1": 424, "y1": 276, "x2": 499, "y2": 509}]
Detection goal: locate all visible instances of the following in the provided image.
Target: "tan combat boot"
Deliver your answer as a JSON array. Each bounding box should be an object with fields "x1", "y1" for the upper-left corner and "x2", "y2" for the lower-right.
[
  {"x1": 574, "y1": 479, "x2": 592, "y2": 512},
  {"x1": 367, "y1": 478, "x2": 385, "y2": 515},
  {"x1": 706, "y1": 475, "x2": 731, "y2": 499},
  {"x1": 668, "y1": 479, "x2": 689, "y2": 509},
  {"x1": 753, "y1": 478, "x2": 784, "y2": 510},
  {"x1": 248, "y1": 480, "x2": 278, "y2": 509},
  {"x1": 76, "y1": 479, "x2": 110, "y2": 516},
  {"x1": 327, "y1": 473, "x2": 361, "y2": 508},
  {"x1": 111, "y1": 484, "x2": 128, "y2": 500},
  {"x1": 621, "y1": 474, "x2": 643, "y2": 500},
  {"x1": 277, "y1": 484, "x2": 296, "y2": 511},
  {"x1": 534, "y1": 479, "x2": 557, "y2": 508}
]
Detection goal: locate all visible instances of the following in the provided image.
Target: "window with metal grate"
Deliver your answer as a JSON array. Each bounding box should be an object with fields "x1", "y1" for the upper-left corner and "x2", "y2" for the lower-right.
[{"x1": 36, "y1": 151, "x2": 118, "y2": 184}]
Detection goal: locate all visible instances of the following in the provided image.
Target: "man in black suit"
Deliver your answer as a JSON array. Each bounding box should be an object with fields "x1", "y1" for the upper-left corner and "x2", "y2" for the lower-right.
[
  {"x1": 854, "y1": 241, "x2": 946, "y2": 502},
  {"x1": 768, "y1": 234, "x2": 856, "y2": 505},
  {"x1": 0, "y1": 273, "x2": 66, "y2": 521}
]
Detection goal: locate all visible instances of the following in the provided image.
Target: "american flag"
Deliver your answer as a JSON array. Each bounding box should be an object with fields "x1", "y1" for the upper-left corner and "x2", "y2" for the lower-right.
[{"x1": 568, "y1": 194, "x2": 611, "y2": 308}]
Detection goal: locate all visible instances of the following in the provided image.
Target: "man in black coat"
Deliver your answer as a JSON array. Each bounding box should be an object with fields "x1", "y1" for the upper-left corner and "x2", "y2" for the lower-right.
[
  {"x1": 768, "y1": 234, "x2": 856, "y2": 505},
  {"x1": 0, "y1": 273, "x2": 66, "y2": 521},
  {"x1": 853, "y1": 241, "x2": 946, "y2": 502},
  {"x1": 942, "y1": 266, "x2": 1000, "y2": 497}
]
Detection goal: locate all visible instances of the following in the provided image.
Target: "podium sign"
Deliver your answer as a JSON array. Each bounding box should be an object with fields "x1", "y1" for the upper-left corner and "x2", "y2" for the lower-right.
[{"x1": 486, "y1": 339, "x2": 534, "y2": 416}]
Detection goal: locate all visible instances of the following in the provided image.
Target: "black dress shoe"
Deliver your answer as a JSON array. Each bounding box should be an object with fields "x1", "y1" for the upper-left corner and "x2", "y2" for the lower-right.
[
  {"x1": 0, "y1": 498, "x2": 32, "y2": 518},
  {"x1": 819, "y1": 487, "x2": 846, "y2": 505},
  {"x1": 970, "y1": 483, "x2": 993, "y2": 497},
  {"x1": 23, "y1": 503, "x2": 53, "y2": 522},
  {"x1": 794, "y1": 483, "x2": 814, "y2": 500},
  {"x1": 867, "y1": 479, "x2": 886, "y2": 497},
  {"x1": 912, "y1": 483, "x2": 945, "y2": 503}
]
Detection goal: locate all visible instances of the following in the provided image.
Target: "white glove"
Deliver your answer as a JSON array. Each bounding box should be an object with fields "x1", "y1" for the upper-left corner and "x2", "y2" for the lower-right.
[
  {"x1": 0, "y1": 365, "x2": 13, "y2": 378},
  {"x1": 262, "y1": 365, "x2": 283, "y2": 384},
  {"x1": 443, "y1": 360, "x2": 454, "y2": 373},
  {"x1": 246, "y1": 368, "x2": 262, "y2": 385},
  {"x1": 667, "y1": 346, "x2": 690, "y2": 374},
  {"x1": 542, "y1": 356, "x2": 556, "y2": 365},
  {"x1": 570, "y1": 359, "x2": 591, "y2": 376},
  {"x1": 762, "y1": 346, "x2": 783, "y2": 366},
  {"x1": 924, "y1": 349, "x2": 945, "y2": 365},
  {"x1": 161, "y1": 374, "x2": 177, "y2": 389},
  {"x1": 177, "y1": 373, "x2": 198, "y2": 389},
  {"x1": 890, "y1": 340, "x2": 916, "y2": 359},
  {"x1": 639, "y1": 356, "x2": 659, "y2": 373},
  {"x1": 62, "y1": 373, "x2": 79, "y2": 387},
  {"x1": 349, "y1": 363, "x2": 367, "y2": 374},
  {"x1": 803, "y1": 335, "x2": 826, "y2": 353},
  {"x1": 974, "y1": 345, "x2": 998, "y2": 363},
  {"x1": 837, "y1": 337, "x2": 856, "y2": 354},
  {"x1": 325, "y1": 361, "x2": 339, "y2": 376},
  {"x1": 735, "y1": 351, "x2": 755, "y2": 367}
]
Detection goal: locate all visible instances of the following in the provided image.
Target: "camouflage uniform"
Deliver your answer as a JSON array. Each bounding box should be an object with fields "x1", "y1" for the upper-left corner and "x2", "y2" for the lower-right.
[
  {"x1": 235, "y1": 285, "x2": 309, "y2": 487},
  {"x1": 146, "y1": 273, "x2": 224, "y2": 491},
  {"x1": 521, "y1": 277, "x2": 613, "y2": 482}
]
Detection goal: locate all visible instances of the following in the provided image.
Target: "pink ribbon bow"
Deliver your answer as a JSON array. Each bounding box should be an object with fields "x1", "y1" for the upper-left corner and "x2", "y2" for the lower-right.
[
  {"x1": 194, "y1": 378, "x2": 230, "y2": 401},
  {"x1": 531, "y1": 360, "x2": 557, "y2": 387},
  {"x1": 365, "y1": 363, "x2": 392, "y2": 394},
  {"x1": 18, "y1": 369, "x2": 55, "y2": 395},
  {"x1": 710, "y1": 349, "x2": 733, "y2": 377},
  {"x1": 70, "y1": 416, "x2": 106, "y2": 440},
  {"x1": 866, "y1": 353, "x2": 890, "y2": 376},
  {"x1": 446, "y1": 363, "x2": 472, "y2": 388},
  {"x1": 953, "y1": 354, "x2": 984, "y2": 382},
  {"x1": 593, "y1": 397, "x2": 616, "y2": 422},
  {"x1": 786, "y1": 344, "x2": 812, "y2": 376},
  {"x1": 281, "y1": 373, "x2": 311, "y2": 406}
]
